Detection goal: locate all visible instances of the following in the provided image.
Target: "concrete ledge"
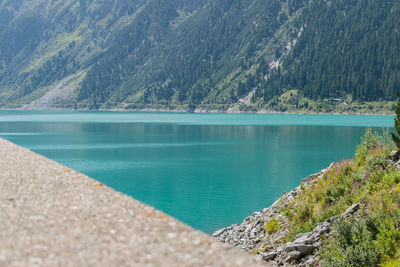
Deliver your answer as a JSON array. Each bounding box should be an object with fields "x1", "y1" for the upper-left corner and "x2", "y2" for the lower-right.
[{"x1": 0, "y1": 138, "x2": 264, "y2": 266}]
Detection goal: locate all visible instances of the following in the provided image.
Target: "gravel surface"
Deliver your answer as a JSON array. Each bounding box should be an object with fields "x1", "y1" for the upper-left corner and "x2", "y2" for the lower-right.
[{"x1": 0, "y1": 138, "x2": 265, "y2": 267}]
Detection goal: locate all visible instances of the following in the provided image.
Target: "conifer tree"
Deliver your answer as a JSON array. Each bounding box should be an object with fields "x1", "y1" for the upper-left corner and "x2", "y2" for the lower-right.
[{"x1": 391, "y1": 92, "x2": 400, "y2": 149}]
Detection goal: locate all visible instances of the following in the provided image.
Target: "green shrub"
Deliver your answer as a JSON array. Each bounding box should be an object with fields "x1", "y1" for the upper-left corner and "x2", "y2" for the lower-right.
[
  {"x1": 324, "y1": 187, "x2": 346, "y2": 204},
  {"x1": 297, "y1": 204, "x2": 312, "y2": 221},
  {"x1": 321, "y1": 217, "x2": 380, "y2": 267},
  {"x1": 264, "y1": 219, "x2": 280, "y2": 235},
  {"x1": 381, "y1": 259, "x2": 400, "y2": 267},
  {"x1": 367, "y1": 153, "x2": 389, "y2": 172},
  {"x1": 322, "y1": 214, "x2": 400, "y2": 267},
  {"x1": 355, "y1": 129, "x2": 381, "y2": 163},
  {"x1": 376, "y1": 219, "x2": 400, "y2": 259},
  {"x1": 295, "y1": 221, "x2": 315, "y2": 235},
  {"x1": 276, "y1": 129, "x2": 399, "y2": 265}
]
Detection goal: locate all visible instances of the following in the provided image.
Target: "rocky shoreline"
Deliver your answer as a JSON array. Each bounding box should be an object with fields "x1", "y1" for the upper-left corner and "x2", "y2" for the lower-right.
[
  {"x1": 213, "y1": 163, "x2": 363, "y2": 266},
  {"x1": 0, "y1": 106, "x2": 394, "y2": 116}
]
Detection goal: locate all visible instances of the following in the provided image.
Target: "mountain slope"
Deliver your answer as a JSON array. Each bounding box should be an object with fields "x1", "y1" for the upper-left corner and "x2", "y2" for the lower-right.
[
  {"x1": 0, "y1": 0, "x2": 399, "y2": 111},
  {"x1": 75, "y1": 0, "x2": 306, "y2": 109},
  {"x1": 255, "y1": 0, "x2": 400, "y2": 102},
  {"x1": 0, "y1": 0, "x2": 206, "y2": 108}
]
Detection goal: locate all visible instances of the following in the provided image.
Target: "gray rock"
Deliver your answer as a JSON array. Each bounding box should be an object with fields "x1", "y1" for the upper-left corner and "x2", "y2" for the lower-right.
[
  {"x1": 302, "y1": 172, "x2": 320, "y2": 184},
  {"x1": 314, "y1": 222, "x2": 330, "y2": 236},
  {"x1": 262, "y1": 251, "x2": 278, "y2": 261},
  {"x1": 296, "y1": 244, "x2": 315, "y2": 255},
  {"x1": 342, "y1": 202, "x2": 360, "y2": 217},
  {"x1": 295, "y1": 233, "x2": 308, "y2": 239},
  {"x1": 326, "y1": 216, "x2": 338, "y2": 223},
  {"x1": 284, "y1": 243, "x2": 314, "y2": 255},
  {"x1": 390, "y1": 150, "x2": 400, "y2": 162},
  {"x1": 213, "y1": 228, "x2": 227, "y2": 237},
  {"x1": 305, "y1": 255, "x2": 316, "y2": 266},
  {"x1": 284, "y1": 243, "x2": 297, "y2": 252},
  {"x1": 293, "y1": 234, "x2": 314, "y2": 245},
  {"x1": 285, "y1": 251, "x2": 301, "y2": 261},
  {"x1": 301, "y1": 162, "x2": 335, "y2": 185}
]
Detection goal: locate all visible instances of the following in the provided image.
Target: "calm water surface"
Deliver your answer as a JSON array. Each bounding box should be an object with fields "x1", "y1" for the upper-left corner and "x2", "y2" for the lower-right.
[{"x1": 0, "y1": 111, "x2": 394, "y2": 233}]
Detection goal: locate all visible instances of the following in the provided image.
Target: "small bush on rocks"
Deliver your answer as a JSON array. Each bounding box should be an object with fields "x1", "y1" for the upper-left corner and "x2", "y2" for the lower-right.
[
  {"x1": 321, "y1": 217, "x2": 380, "y2": 267},
  {"x1": 264, "y1": 219, "x2": 279, "y2": 235},
  {"x1": 251, "y1": 129, "x2": 399, "y2": 265},
  {"x1": 356, "y1": 129, "x2": 381, "y2": 164}
]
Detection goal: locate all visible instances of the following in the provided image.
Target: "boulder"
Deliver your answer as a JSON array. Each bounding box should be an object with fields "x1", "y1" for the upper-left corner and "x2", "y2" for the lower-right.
[
  {"x1": 390, "y1": 150, "x2": 400, "y2": 162},
  {"x1": 285, "y1": 251, "x2": 301, "y2": 261},
  {"x1": 342, "y1": 202, "x2": 361, "y2": 217},
  {"x1": 262, "y1": 251, "x2": 278, "y2": 261}
]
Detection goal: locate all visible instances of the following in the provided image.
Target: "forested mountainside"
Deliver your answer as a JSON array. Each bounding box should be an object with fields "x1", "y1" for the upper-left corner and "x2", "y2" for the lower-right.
[
  {"x1": 255, "y1": 0, "x2": 400, "y2": 102},
  {"x1": 0, "y1": 0, "x2": 399, "y2": 112}
]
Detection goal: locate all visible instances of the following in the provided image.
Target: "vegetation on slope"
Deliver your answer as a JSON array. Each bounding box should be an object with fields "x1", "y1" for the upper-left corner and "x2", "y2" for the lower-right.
[
  {"x1": 320, "y1": 131, "x2": 400, "y2": 266},
  {"x1": 0, "y1": 0, "x2": 205, "y2": 107},
  {"x1": 249, "y1": 89, "x2": 396, "y2": 114},
  {"x1": 255, "y1": 0, "x2": 400, "y2": 103},
  {"x1": 0, "y1": 0, "x2": 399, "y2": 111},
  {"x1": 257, "y1": 129, "x2": 400, "y2": 266},
  {"x1": 76, "y1": 0, "x2": 305, "y2": 109}
]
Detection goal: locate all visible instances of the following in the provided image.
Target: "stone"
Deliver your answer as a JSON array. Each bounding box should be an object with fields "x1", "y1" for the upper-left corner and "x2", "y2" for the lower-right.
[
  {"x1": 302, "y1": 172, "x2": 320, "y2": 184},
  {"x1": 295, "y1": 233, "x2": 307, "y2": 239},
  {"x1": 262, "y1": 251, "x2": 278, "y2": 261},
  {"x1": 296, "y1": 244, "x2": 315, "y2": 255},
  {"x1": 293, "y1": 234, "x2": 313, "y2": 245},
  {"x1": 342, "y1": 202, "x2": 360, "y2": 217},
  {"x1": 285, "y1": 251, "x2": 301, "y2": 261},
  {"x1": 305, "y1": 255, "x2": 316, "y2": 266},
  {"x1": 213, "y1": 228, "x2": 227, "y2": 237},
  {"x1": 326, "y1": 216, "x2": 338, "y2": 223},
  {"x1": 284, "y1": 243, "x2": 315, "y2": 255},
  {"x1": 284, "y1": 243, "x2": 297, "y2": 252},
  {"x1": 390, "y1": 150, "x2": 400, "y2": 162}
]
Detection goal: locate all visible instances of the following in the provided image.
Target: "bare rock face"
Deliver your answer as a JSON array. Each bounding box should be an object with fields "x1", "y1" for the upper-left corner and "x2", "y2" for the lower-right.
[{"x1": 21, "y1": 72, "x2": 84, "y2": 110}]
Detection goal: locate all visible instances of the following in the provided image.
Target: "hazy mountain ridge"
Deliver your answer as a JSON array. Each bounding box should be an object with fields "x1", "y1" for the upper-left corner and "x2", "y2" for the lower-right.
[{"x1": 0, "y1": 0, "x2": 399, "y2": 112}]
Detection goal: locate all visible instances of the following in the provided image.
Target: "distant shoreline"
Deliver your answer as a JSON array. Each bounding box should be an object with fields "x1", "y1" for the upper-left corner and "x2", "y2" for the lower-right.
[{"x1": 0, "y1": 107, "x2": 395, "y2": 116}]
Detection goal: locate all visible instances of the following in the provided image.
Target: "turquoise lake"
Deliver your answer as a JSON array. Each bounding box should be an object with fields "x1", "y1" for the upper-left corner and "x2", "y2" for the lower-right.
[{"x1": 0, "y1": 111, "x2": 394, "y2": 233}]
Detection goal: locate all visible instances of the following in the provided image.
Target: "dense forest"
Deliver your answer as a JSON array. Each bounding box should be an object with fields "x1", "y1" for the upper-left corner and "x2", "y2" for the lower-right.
[
  {"x1": 0, "y1": 0, "x2": 399, "y2": 111},
  {"x1": 255, "y1": 0, "x2": 400, "y2": 102}
]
